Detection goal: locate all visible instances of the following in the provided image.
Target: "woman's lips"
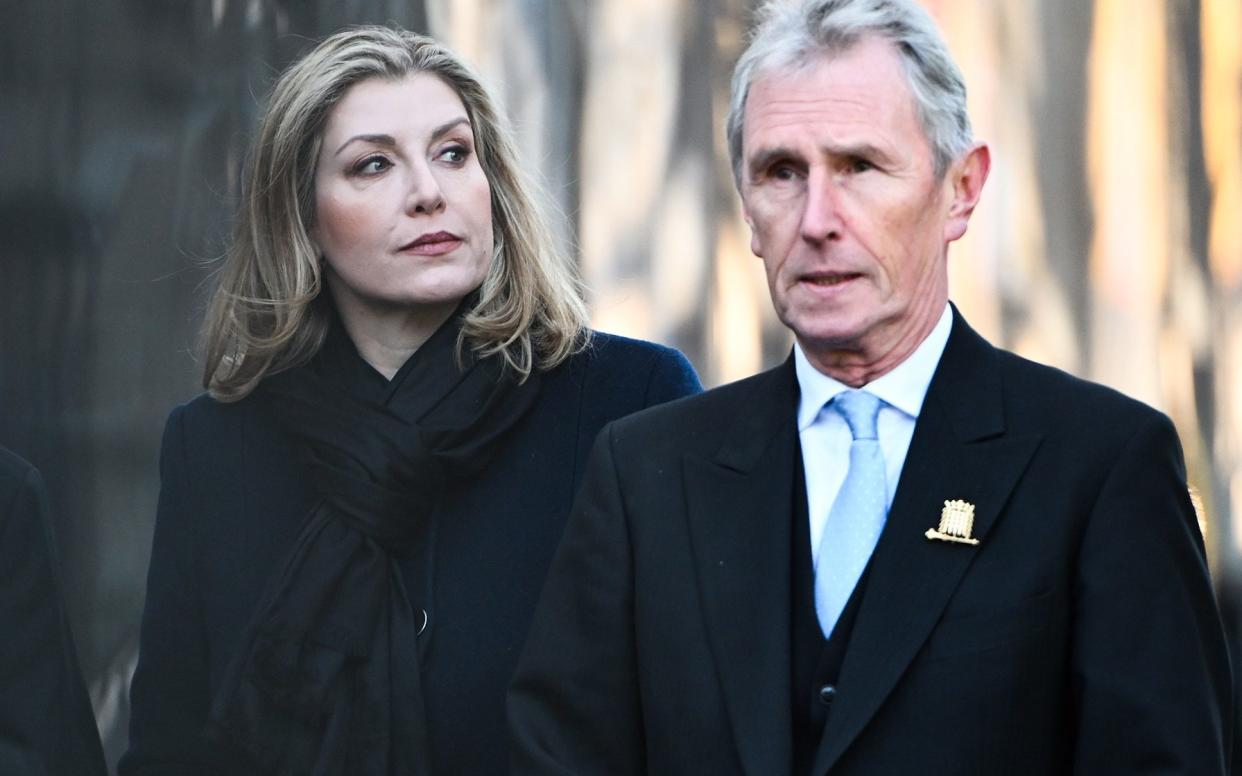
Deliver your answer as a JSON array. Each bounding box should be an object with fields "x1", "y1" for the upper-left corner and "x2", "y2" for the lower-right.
[{"x1": 400, "y1": 233, "x2": 462, "y2": 256}]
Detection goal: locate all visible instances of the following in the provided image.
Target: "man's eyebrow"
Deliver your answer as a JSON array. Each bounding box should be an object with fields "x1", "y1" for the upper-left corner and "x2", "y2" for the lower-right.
[
  {"x1": 826, "y1": 141, "x2": 895, "y2": 165},
  {"x1": 333, "y1": 117, "x2": 472, "y2": 157},
  {"x1": 748, "y1": 141, "x2": 897, "y2": 179},
  {"x1": 747, "y1": 146, "x2": 801, "y2": 179}
]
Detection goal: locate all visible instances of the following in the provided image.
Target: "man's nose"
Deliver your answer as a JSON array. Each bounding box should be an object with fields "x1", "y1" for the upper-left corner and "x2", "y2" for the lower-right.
[
  {"x1": 800, "y1": 170, "x2": 843, "y2": 242},
  {"x1": 404, "y1": 163, "x2": 446, "y2": 215}
]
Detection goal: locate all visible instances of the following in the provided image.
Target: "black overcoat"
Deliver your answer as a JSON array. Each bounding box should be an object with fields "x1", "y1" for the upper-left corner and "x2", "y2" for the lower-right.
[
  {"x1": 121, "y1": 332, "x2": 701, "y2": 775},
  {"x1": 510, "y1": 310, "x2": 1233, "y2": 775},
  {"x1": 0, "y1": 446, "x2": 107, "y2": 776}
]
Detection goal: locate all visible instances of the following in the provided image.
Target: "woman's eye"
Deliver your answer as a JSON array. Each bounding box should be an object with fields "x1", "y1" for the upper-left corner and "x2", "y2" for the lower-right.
[
  {"x1": 438, "y1": 144, "x2": 471, "y2": 165},
  {"x1": 353, "y1": 155, "x2": 392, "y2": 175}
]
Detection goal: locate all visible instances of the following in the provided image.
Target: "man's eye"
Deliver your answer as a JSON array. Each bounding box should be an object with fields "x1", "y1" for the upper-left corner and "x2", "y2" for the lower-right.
[
  {"x1": 849, "y1": 157, "x2": 874, "y2": 174},
  {"x1": 771, "y1": 165, "x2": 799, "y2": 181}
]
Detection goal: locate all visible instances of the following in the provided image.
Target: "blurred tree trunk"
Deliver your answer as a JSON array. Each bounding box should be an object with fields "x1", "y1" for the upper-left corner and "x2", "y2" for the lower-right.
[{"x1": 3, "y1": 1, "x2": 1240, "y2": 771}]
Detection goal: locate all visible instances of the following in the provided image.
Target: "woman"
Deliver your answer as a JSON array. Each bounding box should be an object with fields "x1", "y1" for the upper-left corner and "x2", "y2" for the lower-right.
[{"x1": 120, "y1": 26, "x2": 700, "y2": 776}]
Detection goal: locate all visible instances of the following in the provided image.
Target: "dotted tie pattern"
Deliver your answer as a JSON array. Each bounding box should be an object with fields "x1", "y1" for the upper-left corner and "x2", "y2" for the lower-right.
[{"x1": 814, "y1": 389, "x2": 887, "y2": 639}]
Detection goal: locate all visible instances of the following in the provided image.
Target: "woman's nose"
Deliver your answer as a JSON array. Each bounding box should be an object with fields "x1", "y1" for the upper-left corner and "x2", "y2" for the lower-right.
[{"x1": 405, "y1": 166, "x2": 446, "y2": 215}]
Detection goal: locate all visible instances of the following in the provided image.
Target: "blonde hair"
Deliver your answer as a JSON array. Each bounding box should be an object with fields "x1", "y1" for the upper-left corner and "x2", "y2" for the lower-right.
[{"x1": 201, "y1": 26, "x2": 589, "y2": 401}]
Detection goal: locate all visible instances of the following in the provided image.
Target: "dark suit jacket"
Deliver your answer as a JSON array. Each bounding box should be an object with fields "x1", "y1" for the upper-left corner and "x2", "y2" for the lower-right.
[
  {"x1": 0, "y1": 446, "x2": 107, "y2": 776},
  {"x1": 119, "y1": 333, "x2": 700, "y2": 776},
  {"x1": 509, "y1": 311, "x2": 1233, "y2": 775}
]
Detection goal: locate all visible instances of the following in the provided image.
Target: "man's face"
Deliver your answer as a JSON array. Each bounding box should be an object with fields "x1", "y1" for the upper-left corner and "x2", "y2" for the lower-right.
[{"x1": 740, "y1": 37, "x2": 984, "y2": 382}]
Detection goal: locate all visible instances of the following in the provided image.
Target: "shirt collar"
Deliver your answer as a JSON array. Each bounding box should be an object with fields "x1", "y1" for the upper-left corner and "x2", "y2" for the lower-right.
[{"x1": 795, "y1": 303, "x2": 954, "y2": 431}]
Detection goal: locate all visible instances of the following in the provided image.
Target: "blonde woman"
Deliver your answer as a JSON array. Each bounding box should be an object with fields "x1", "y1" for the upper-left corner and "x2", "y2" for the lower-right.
[{"x1": 120, "y1": 27, "x2": 700, "y2": 776}]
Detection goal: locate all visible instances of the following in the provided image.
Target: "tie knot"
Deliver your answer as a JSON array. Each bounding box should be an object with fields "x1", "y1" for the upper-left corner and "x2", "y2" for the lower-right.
[{"x1": 831, "y1": 390, "x2": 882, "y2": 440}]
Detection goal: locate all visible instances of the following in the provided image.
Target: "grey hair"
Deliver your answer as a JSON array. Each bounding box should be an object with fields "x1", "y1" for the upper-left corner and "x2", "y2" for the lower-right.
[
  {"x1": 201, "y1": 26, "x2": 589, "y2": 401},
  {"x1": 726, "y1": 0, "x2": 973, "y2": 185}
]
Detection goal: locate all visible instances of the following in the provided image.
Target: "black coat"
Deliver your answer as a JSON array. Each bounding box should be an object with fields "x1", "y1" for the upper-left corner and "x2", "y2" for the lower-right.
[
  {"x1": 510, "y1": 310, "x2": 1233, "y2": 775},
  {"x1": 0, "y1": 446, "x2": 107, "y2": 776},
  {"x1": 120, "y1": 332, "x2": 701, "y2": 775}
]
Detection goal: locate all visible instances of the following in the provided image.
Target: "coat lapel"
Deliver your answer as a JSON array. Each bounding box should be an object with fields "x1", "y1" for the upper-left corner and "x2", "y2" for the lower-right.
[
  {"x1": 811, "y1": 312, "x2": 1043, "y2": 775},
  {"x1": 683, "y1": 360, "x2": 799, "y2": 776}
]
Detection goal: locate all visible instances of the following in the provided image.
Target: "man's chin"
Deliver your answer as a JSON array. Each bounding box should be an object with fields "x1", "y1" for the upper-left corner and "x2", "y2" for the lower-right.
[
  {"x1": 792, "y1": 327, "x2": 869, "y2": 357},
  {"x1": 781, "y1": 307, "x2": 871, "y2": 348}
]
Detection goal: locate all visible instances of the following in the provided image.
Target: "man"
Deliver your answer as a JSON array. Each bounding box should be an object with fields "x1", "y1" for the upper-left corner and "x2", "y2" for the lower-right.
[
  {"x1": 0, "y1": 445, "x2": 107, "y2": 775},
  {"x1": 508, "y1": 0, "x2": 1232, "y2": 773}
]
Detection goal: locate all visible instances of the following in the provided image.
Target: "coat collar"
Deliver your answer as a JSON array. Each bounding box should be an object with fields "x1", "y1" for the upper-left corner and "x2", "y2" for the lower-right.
[
  {"x1": 682, "y1": 358, "x2": 800, "y2": 776},
  {"x1": 681, "y1": 309, "x2": 1044, "y2": 775}
]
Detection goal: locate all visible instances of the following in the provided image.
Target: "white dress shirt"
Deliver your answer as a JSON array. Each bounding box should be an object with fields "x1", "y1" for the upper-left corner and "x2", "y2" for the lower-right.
[{"x1": 796, "y1": 304, "x2": 953, "y2": 568}]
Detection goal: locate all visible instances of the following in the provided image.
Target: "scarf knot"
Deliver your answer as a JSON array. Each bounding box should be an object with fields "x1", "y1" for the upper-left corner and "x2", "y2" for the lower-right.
[{"x1": 208, "y1": 309, "x2": 542, "y2": 775}]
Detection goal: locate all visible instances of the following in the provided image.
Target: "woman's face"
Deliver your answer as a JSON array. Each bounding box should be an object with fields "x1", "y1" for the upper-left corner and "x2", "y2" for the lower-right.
[{"x1": 312, "y1": 72, "x2": 494, "y2": 321}]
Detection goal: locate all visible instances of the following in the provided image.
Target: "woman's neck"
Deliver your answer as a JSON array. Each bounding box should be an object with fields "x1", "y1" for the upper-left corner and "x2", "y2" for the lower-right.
[{"x1": 328, "y1": 289, "x2": 459, "y2": 380}]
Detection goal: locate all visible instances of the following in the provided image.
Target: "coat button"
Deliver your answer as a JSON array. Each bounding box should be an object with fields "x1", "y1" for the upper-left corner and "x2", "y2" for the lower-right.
[{"x1": 818, "y1": 684, "x2": 837, "y2": 705}]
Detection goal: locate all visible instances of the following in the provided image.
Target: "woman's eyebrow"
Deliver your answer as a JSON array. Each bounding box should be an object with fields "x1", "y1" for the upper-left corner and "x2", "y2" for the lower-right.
[
  {"x1": 334, "y1": 117, "x2": 471, "y2": 157},
  {"x1": 429, "y1": 116, "x2": 471, "y2": 141},
  {"x1": 334, "y1": 133, "x2": 397, "y2": 157}
]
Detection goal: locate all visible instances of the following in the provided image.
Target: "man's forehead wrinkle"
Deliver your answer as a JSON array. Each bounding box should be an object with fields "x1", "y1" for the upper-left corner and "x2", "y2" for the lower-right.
[
  {"x1": 743, "y1": 72, "x2": 923, "y2": 169},
  {"x1": 747, "y1": 90, "x2": 878, "y2": 132},
  {"x1": 747, "y1": 100, "x2": 902, "y2": 156}
]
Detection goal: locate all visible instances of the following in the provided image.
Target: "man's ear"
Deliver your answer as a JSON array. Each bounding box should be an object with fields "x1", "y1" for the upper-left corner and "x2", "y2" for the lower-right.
[
  {"x1": 740, "y1": 200, "x2": 764, "y2": 257},
  {"x1": 943, "y1": 142, "x2": 990, "y2": 243}
]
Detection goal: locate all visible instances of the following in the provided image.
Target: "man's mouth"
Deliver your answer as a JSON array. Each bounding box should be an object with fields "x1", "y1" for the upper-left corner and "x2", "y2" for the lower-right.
[{"x1": 802, "y1": 272, "x2": 862, "y2": 287}]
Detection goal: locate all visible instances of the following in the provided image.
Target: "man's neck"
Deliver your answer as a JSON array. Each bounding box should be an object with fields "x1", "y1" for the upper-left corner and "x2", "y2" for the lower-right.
[{"x1": 800, "y1": 295, "x2": 949, "y2": 387}]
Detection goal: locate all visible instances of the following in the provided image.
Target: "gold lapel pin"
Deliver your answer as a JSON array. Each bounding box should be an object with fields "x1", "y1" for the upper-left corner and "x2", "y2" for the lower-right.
[{"x1": 925, "y1": 499, "x2": 980, "y2": 545}]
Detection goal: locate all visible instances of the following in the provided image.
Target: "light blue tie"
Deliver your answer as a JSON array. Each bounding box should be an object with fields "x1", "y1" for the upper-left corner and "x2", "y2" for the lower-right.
[{"x1": 814, "y1": 389, "x2": 886, "y2": 638}]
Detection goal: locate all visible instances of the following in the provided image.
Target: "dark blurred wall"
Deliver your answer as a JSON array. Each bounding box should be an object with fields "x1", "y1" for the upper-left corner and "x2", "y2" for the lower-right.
[{"x1": 1, "y1": 1, "x2": 430, "y2": 768}]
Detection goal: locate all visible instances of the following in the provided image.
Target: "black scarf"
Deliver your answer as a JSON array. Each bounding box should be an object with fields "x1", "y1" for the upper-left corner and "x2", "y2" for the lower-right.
[{"x1": 207, "y1": 305, "x2": 542, "y2": 775}]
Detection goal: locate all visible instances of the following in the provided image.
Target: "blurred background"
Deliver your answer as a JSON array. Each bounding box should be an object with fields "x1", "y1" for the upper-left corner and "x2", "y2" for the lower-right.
[{"x1": 2, "y1": 0, "x2": 1239, "y2": 770}]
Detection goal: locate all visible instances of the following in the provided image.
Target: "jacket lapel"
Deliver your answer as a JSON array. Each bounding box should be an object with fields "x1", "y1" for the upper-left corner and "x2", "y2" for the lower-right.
[
  {"x1": 683, "y1": 360, "x2": 799, "y2": 776},
  {"x1": 811, "y1": 312, "x2": 1043, "y2": 775}
]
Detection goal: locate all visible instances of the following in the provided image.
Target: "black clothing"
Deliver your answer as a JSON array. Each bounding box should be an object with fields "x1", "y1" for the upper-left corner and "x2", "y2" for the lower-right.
[
  {"x1": 510, "y1": 310, "x2": 1232, "y2": 775},
  {"x1": 0, "y1": 446, "x2": 107, "y2": 776},
  {"x1": 210, "y1": 312, "x2": 543, "y2": 775},
  {"x1": 121, "y1": 332, "x2": 701, "y2": 775}
]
